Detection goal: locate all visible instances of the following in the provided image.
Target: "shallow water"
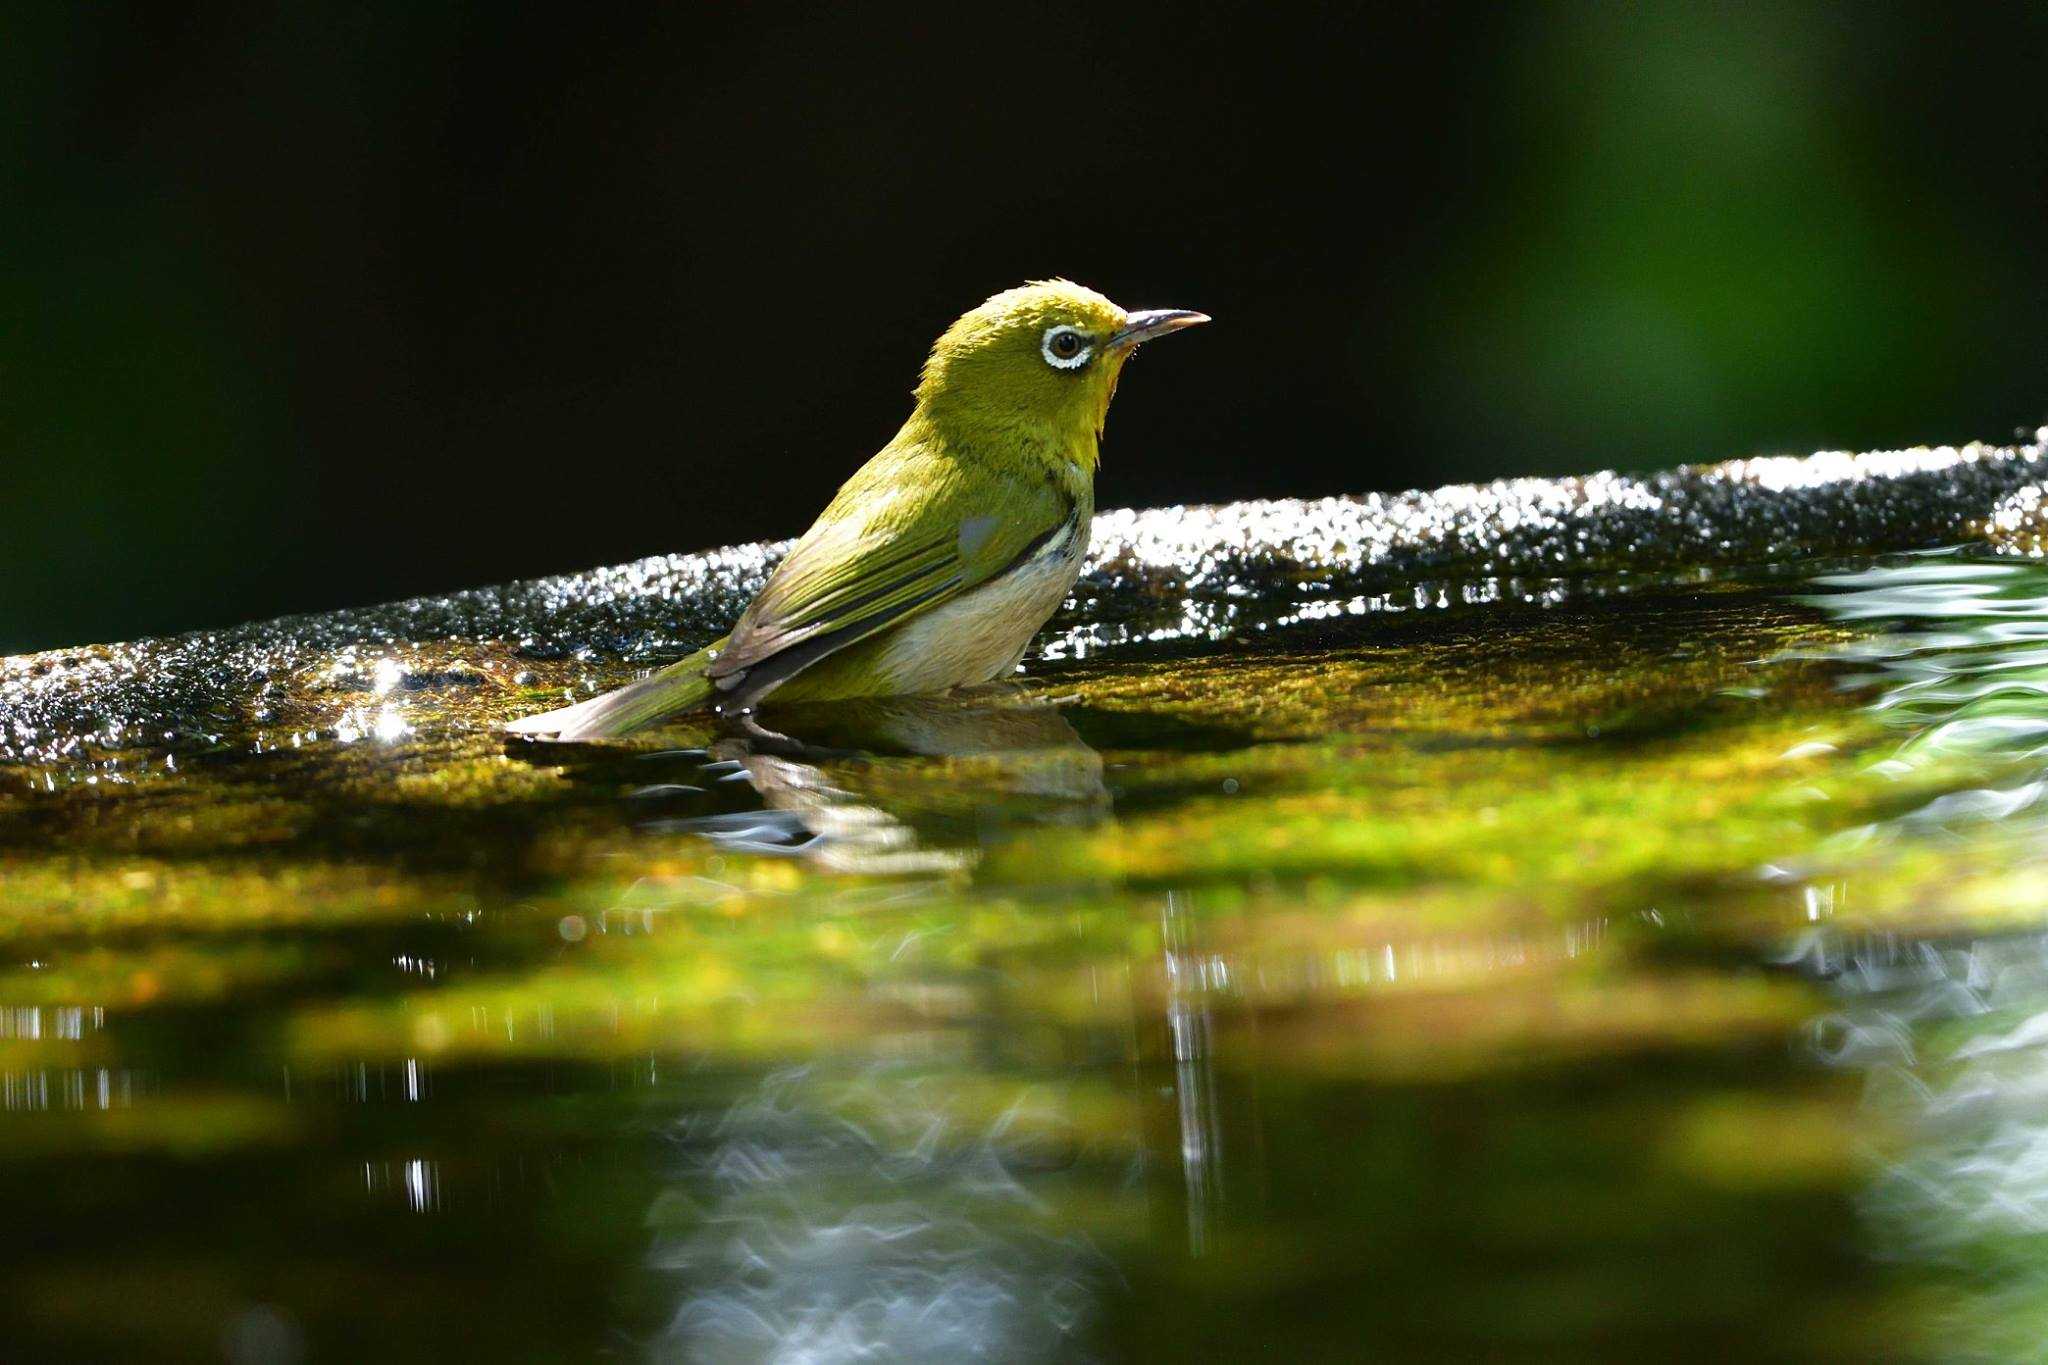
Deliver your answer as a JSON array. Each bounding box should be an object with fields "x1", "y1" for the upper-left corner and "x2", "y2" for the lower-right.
[{"x1": 11, "y1": 450, "x2": 2048, "y2": 1360}]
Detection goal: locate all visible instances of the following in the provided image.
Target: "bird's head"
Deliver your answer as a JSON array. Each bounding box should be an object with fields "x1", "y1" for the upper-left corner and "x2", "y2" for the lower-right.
[{"x1": 914, "y1": 280, "x2": 1207, "y2": 463}]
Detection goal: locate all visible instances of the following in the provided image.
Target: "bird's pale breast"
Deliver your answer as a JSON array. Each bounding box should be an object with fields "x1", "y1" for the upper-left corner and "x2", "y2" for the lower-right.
[{"x1": 862, "y1": 518, "x2": 1087, "y2": 693}]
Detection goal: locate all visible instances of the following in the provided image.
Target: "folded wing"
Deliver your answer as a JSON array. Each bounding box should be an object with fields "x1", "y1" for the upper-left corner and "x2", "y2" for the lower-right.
[{"x1": 706, "y1": 448, "x2": 1071, "y2": 709}]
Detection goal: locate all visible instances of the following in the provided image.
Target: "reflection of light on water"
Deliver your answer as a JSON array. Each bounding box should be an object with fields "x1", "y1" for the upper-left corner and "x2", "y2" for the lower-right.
[
  {"x1": 1162, "y1": 892, "x2": 1222, "y2": 1258},
  {"x1": 362, "y1": 1159, "x2": 442, "y2": 1214},
  {"x1": 0, "y1": 1005, "x2": 105, "y2": 1039},
  {"x1": 2, "y1": 1068, "x2": 144, "y2": 1111},
  {"x1": 308, "y1": 1059, "x2": 436, "y2": 1104},
  {"x1": 404, "y1": 1158, "x2": 437, "y2": 1213},
  {"x1": 334, "y1": 706, "x2": 411, "y2": 745},
  {"x1": 1805, "y1": 557, "x2": 2048, "y2": 842},
  {"x1": 1796, "y1": 555, "x2": 2048, "y2": 1355},
  {"x1": 0, "y1": 1007, "x2": 134, "y2": 1111},
  {"x1": 1798, "y1": 930, "x2": 2048, "y2": 1360},
  {"x1": 645, "y1": 1066, "x2": 1113, "y2": 1363}
]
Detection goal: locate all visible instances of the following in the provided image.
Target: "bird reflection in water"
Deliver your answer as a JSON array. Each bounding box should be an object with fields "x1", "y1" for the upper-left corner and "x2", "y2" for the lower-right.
[
  {"x1": 516, "y1": 689, "x2": 1188, "y2": 1359},
  {"x1": 623, "y1": 690, "x2": 1120, "y2": 1360},
  {"x1": 643, "y1": 685, "x2": 1110, "y2": 874}
]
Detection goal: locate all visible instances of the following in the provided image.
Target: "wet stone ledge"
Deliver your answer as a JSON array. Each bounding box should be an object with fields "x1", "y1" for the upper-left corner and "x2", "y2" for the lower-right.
[{"x1": 3, "y1": 430, "x2": 2045, "y2": 769}]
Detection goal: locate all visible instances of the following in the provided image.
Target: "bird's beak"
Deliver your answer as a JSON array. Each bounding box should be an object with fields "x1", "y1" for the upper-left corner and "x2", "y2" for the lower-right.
[{"x1": 1108, "y1": 308, "x2": 1210, "y2": 351}]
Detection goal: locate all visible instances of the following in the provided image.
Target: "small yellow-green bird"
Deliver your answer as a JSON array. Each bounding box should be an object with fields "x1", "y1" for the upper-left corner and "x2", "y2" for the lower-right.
[{"x1": 508, "y1": 280, "x2": 1207, "y2": 740}]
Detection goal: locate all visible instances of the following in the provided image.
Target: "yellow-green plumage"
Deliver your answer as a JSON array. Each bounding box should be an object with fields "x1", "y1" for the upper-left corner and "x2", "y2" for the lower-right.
[{"x1": 508, "y1": 281, "x2": 1205, "y2": 740}]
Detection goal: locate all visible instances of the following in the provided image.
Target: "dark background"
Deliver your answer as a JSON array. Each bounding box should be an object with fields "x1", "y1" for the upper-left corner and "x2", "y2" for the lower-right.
[{"x1": 6, "y1": 3, "x2": 2046, "y2": 654}]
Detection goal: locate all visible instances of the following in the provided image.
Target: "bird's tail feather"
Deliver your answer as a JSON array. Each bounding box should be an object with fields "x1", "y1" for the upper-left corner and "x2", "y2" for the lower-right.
[{"x1": 504, "y1": 638, "x2": 727, "y2": 740}]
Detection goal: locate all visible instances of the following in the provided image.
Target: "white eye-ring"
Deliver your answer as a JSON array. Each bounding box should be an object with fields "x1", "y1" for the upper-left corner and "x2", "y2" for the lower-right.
[{"x1": 1041, "y1": 324, "x2": 1093, "y2": 370}]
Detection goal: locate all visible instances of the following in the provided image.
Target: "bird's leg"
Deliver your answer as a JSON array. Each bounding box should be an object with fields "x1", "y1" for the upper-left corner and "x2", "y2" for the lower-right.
[{"x1": 727, "y1": 709, "x2": 805, "y2": 755}]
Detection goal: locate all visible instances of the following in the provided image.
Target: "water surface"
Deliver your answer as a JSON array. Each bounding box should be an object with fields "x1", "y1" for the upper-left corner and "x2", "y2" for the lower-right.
[{"x1": 9, "y1": 451, "x2": 2048, "y2": 1359}]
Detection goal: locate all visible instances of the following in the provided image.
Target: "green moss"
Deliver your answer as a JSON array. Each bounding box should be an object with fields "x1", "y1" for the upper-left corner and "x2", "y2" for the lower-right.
[{"x1": 0, "y1": 579, "x2": 2024, "y2": 1052}]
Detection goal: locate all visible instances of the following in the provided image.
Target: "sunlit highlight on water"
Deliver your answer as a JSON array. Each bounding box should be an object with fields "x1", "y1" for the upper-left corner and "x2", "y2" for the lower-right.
[
  {"x1": 1802, "y1": 554, "x2": 2048, "y2": 1357},
  {"x1": 645, "y1": 1066, "x2": 1112, "y2": 1363},
  {"x1": 1, "y1": 1069, "x2": 142, "y2": 1111},
  {"x1": 363, "y1": 1159, "x2": 443, "y2": 1214}
]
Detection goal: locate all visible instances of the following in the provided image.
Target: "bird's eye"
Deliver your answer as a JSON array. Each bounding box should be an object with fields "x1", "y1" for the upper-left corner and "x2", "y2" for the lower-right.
[{"x1": 1041, "y1": 325, "x2": 1093, "y2": 371}]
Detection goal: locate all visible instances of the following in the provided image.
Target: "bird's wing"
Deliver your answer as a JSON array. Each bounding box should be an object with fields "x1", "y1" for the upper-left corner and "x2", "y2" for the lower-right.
[{"x1": 706, "y1": 448, "x2": 1073, "y2": 701}]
